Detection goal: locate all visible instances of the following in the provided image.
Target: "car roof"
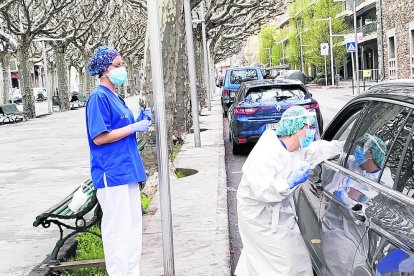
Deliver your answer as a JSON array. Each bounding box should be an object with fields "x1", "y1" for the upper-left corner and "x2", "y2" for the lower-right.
[
  {"x1": 227, "y1": 66, "x2": 261, "y2": 71},
  {"x1": 241, "y1": 79, "x2": 304, "y2": 89},
  {"x1": 358, "y1": 79, "x2": 414, "y2": 106}
]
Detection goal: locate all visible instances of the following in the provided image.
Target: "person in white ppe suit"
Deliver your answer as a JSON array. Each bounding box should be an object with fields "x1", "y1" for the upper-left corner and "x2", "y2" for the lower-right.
[
  {"x1": 321, "y1": 134, "x2": 393, "y2": 275},
  {"x1": 235, "y1": 106, "x2": 341, "y2": 276}
]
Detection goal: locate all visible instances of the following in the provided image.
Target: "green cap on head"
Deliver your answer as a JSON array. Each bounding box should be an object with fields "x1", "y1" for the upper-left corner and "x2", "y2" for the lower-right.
[{"x1": 276, "y1": 106, "x2": 316, "y2": 136}]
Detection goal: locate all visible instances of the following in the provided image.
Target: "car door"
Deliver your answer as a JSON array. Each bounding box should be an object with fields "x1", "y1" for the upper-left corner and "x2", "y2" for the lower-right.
[
  {"x1": 319, "y1": 100, "x2": 414, "y2": 276},
  {"x1": 295, "y1": 100, "x2": 367, "y2": 275},
  {"x1": 357, "y1": 102, "x2": 414, "y2": 276}
]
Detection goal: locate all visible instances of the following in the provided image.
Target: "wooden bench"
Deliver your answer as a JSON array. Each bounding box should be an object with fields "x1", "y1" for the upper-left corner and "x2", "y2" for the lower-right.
[
  {"x1": 33, "y1": 139, "x2": 147, "y2": 267},
  {"x1": 0, "y1": 103, "x2": 28, "y2": 123}
]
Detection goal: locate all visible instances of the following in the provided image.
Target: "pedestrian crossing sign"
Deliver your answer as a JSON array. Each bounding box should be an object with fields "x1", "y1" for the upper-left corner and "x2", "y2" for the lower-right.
[{"x1": 346, "y1": 42, "x2": 356, "y2": 53}]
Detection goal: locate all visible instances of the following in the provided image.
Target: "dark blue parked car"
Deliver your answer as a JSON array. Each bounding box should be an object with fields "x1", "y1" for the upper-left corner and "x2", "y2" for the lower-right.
[
  {"x1": 221, "y1": 66, "x2": 264, "y2": 117},
  {"x1": 228, "y1": 79, "x2": 323, "y2": 154}
]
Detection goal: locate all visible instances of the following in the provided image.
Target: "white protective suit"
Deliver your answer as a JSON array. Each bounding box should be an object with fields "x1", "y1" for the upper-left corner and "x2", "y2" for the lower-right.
[
  {"x1": 321, "y1": 156, "x2": 394, "y2": 276},
  {"x1": 235, "y1": 129, "x2": 340, "y2": 276}
]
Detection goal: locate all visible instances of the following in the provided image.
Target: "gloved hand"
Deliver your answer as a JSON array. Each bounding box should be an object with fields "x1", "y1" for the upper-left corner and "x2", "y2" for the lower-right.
[
  {"x1": 130, "y1": 120, "x2": 151, "y2": 133},
  {"x1": 287, "y1": 164, "x2": 311, "y2": 189},
  {"x1": 136, "y1": 108, "x2": 152, "y2": 122}
]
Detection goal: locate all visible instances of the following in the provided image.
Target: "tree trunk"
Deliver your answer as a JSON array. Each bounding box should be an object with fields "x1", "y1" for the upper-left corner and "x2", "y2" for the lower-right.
[
  {"x1": 54, "y1": 43, "x2": 70, "y2": 111},
  {"x1": 17, "y1": 37, "x2": 36, "y2": 118},
  {"x1": 139, "y1": 0, "x2": 187, "y2": 172},
  {"x1": 0, "y1": 53, "x2": 11, "y2": 104},
  {"x1": 194, "y1": 28, "x2": 206, "y2": 110},
  {"x1": 174, "y1": 5, "x2": 190, "y2": 142}
]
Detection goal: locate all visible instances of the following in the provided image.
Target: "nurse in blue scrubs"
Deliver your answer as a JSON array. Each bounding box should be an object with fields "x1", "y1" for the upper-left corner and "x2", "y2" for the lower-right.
[{"x1": 86, "y1": 46, "x2": 152, "y2": 276}]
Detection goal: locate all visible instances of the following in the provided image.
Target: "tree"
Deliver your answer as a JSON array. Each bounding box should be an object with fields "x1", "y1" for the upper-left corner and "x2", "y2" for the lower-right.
[
  {"x1": 258, "y1": 25, "x2": 275, "y2": 66},
  {"x1": 302, "y1": 0, "x2": 347, "y2": 74},
  {"x1": 0, "y1": 0, "x2": 81, "y2": 118}
]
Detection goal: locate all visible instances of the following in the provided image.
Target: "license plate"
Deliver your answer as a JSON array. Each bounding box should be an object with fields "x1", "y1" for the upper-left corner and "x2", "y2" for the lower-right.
[
  {"x1": 230, "y1": 91, "x2": 236, "y2": 98},
  {"x1": 266, "y1": 123, "x2": 278, "y2": 130}
]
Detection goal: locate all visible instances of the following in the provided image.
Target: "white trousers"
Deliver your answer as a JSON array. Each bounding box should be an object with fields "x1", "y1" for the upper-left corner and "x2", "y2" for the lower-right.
[{"x1": 97, "y1": 182, "x2": 142, "y2": 276}]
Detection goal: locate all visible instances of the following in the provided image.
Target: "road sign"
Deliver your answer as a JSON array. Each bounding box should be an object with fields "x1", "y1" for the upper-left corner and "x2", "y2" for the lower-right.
[
  {"x1": 346, "y1": 42, "x2": 356, "y2": 53},
  {"x1": 321, "y1": 43, "x2": 329, "y2": 56},
  {"x1": 344, "y1": 33, "x2": 364, "y2": 43},
  {"x1": 363, "y1": 70, "x2": 372, "y2": 78}
]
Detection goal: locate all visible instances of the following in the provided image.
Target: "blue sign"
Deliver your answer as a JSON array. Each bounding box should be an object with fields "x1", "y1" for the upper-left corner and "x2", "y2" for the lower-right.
[{"x1": 346, "y1": 42, "x2": 356, "y2": 53}]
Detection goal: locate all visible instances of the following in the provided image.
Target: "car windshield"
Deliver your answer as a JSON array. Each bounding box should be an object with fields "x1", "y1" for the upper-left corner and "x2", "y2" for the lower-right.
[
  {"x1": 230, "y1": 69, "x2": 258, "y2": 84},
  {"x1": 245, "y1": 86, "x2": 306, "y2": 103}
]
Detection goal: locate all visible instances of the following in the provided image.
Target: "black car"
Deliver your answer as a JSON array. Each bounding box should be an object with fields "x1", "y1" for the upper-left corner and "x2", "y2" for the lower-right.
[
  {"x1": 295, "y1": 80, "x2": 414, "y2": 275},
  {"x1": 228, "y1": 79, "x2": 323, "y2": 154}
]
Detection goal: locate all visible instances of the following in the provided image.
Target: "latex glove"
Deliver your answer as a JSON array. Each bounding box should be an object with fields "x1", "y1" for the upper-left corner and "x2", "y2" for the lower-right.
[
  {"x1": 130, "y1": 120, "x2": 151, "y2": 133},
  {"x1": 136, "y1": 108, "x2": 152, "y2": 122},
  {"x1": 287, "y1": 164, "x2": 311, "y2": 189}
]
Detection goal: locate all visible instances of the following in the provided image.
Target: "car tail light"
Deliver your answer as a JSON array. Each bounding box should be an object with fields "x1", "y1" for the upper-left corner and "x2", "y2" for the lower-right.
[
  {"x1": 222, "y1": 89, "x2": 229, "y2": 96},
  {"x1": 303, "y1": 103, "x2": 319, "y2": 110},
  {"x1": 234, "y1": 107, "x2": 259, "y2": 115},
  {"x1": 234, "y1": 106, "x2": 272, "y2": 115},
  {"x1": 238, "y1": 138, "x2": 247, "y2": 143}
]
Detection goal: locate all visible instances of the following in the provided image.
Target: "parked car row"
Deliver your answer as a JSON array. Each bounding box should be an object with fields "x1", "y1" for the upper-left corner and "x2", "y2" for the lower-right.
[{"x1": 220, "y1": 66, "x2": 323, "y2": 155}]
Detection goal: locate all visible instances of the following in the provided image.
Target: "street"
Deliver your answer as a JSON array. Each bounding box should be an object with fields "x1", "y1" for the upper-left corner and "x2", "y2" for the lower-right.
[{"x1": 223, "y1": 86, "x2": 354, "y2": 274}]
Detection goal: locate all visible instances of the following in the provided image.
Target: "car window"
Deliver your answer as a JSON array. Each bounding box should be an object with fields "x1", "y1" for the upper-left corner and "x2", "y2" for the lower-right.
[
  {"x1": 386, "y1": 110, "x2": 414, "y2": 195},
  {"x1": 244, "y1": 87, "x2": 305, "y2": 103},
  {"x1": 230, "y1": 69, "x2": 258, "y2": 84},
  {"x1": 345, "y1": 101, "x2": 410, "y2": 188}
]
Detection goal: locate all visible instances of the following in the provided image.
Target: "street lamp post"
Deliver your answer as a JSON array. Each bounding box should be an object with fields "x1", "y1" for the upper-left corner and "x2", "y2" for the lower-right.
[
  {"x1": 264, "y1": 47, "x2": 271, "y2": 67},
  {"x1": 147, "y1": 0, "x2": 175, "y2": 275},
  {"x1": 184, "y1": 0, "x2": 201, "y2": 147},
  {"x1": 353, "y1": 0, "x2": 360, "y2": 94},
  {"x1": 193, "y1": 0, "x2": 211, "y2": 111},
  {"x1": 316, "y1": 18, "x2": 335, "y2": 87},
  {"x1": 33, "y1": 37, "x2": 64, "y2": 114}
]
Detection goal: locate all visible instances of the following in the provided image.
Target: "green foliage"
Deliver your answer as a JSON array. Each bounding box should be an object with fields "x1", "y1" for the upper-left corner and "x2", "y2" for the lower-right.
[
  {"x1": 258, "y1": 25, "x2": 276, "y2": 66},
  {"x1": 62, "y1": 226, "x2": 107, "y2": 275},
  {"x1": 141, "y1": 193, "x2": 152, "y2": 210},
  {"x1": 176, "y1": 169, "x2": 186, "y2": 178},
  {"x1": 266, "y1": 0, "x2": 348, "y2": 73},
  {"x1": 302, "y1": 0, "x2": 347, "y2": 72},
  {"x1": 171, "y1": 143, "x2": 182, "y2": 161}
]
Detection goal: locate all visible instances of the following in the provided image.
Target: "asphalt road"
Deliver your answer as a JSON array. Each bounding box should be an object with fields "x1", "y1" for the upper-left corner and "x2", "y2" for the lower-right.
[{"x1": 223, "y1": 86, "x2": 352, "y2": 274}]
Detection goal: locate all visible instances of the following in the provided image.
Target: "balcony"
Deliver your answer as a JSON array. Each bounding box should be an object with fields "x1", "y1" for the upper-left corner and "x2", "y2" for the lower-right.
[
  {"x1": 357, "y1": 21, "x2": 377, "y2": 36},
  {"x1": 336, "y1": 0, "x2": 376, "y2": 18}
]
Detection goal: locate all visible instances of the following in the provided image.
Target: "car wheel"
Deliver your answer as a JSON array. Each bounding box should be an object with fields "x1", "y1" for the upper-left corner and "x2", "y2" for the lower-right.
[{"x1": 232, "y1": 139, "x2": 243, "y2": 155}]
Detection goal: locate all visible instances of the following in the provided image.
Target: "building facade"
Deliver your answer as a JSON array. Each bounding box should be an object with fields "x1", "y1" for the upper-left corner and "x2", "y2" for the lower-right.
[{"x1": 378, "y1": 0, "x2": 414, "y2": 80}]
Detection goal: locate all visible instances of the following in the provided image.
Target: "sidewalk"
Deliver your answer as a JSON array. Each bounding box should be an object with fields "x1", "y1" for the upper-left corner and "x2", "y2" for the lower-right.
[
  {"x1": 140, "y1": 94, "x2": 230, "y2": 275},
  {"x1": 0, "y1": 93, "x2": 230, "y2": 275}
]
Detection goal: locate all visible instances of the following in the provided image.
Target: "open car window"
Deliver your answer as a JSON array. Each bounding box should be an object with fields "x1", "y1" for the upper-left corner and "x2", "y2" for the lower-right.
[{"x1": 244, "y1": 86, "x2": 306, "y2": 103}]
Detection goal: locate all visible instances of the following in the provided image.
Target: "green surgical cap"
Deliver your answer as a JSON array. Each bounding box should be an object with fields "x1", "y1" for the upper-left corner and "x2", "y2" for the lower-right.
[
  {"x1": 276, "y1": 106, "x2": 314, "y2": 136},
  {"x1": 357, "y1": 133, "x2": 387, "y2": 168}
]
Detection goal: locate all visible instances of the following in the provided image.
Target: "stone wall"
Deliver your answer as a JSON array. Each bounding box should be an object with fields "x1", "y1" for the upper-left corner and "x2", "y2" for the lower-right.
[{"x1": 379, "y1": 0, "x2": 414, "y2": 79}]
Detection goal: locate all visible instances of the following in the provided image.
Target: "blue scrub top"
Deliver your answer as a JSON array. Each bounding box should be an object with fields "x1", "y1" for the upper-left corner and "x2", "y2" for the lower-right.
[{"x1": 85, "y1": 85, "x2": 146, "y2": 189}]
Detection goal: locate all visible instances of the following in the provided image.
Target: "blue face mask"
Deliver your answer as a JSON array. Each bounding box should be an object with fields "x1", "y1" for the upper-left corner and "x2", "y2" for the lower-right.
[
  {"x1": 354, "y1": 145, "x2": 367, "y2": 165},
  {"x1": 300, "y1": 129, "x2": 316, "y2": 148},
  {"x1": 108, "y1": 67, "x2": 128, "y2": 86}
]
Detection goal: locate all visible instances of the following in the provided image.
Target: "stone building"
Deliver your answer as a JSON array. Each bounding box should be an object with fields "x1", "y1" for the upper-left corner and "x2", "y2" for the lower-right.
[{"x1": 377, "y1": 0, "x2": 414, "y2": 79}]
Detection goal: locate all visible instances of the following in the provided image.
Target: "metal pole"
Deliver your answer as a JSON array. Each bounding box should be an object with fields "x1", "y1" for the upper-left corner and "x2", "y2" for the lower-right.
[
  {"x1": 42, "y1": 41, "x2": 52, "y2": 114},
  {"x1": 282, "y1": 42, "x2": 285, "y2": 64},
  {"x1": 184, "y1": 0, "x2": 201, "y2": 147},
  {"x1": 299, "y1": 31, "x2": 304, "y2": 72},
  {"x1": 329, "y1": 18, "x2": 335, "y2": 87},
  {"x1": 353, "y1": 0, "x2": 360, "y2": 95},
  {"x1": 146, "y1": 1, "x2": 175, "y2": 275},
  {"x1": 268, "y1": 48, "x2": 271, "y2": 67},
  {"x1": 324, "y1": 56, "x2": 328, "y2": 87},
  {"x1": 351, "y1": 51, "x2": 355, "y2": 95},
  {"x1": 200, "y1": 1, "x2": 211, "y2": 111}
]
